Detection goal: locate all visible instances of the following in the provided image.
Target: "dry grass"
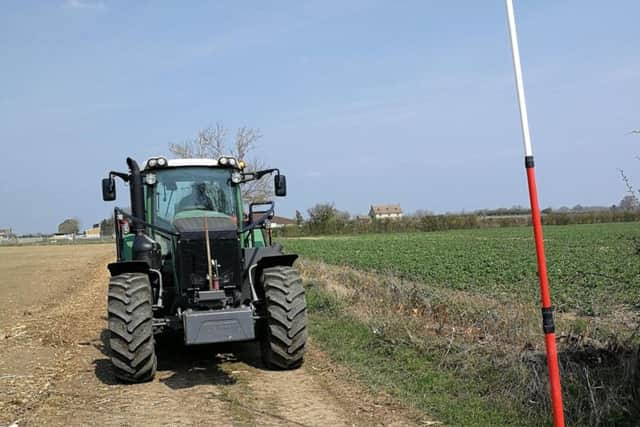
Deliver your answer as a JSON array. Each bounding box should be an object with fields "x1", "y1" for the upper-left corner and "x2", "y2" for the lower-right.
[
  {"x1": 298, "y1": 258, "x2": 640, "y2": 425},
  {"x1": 0, "y1": 244, "x2": 114, "y2": 321},
  {"x1": 0, "y1": 245, "x2": 114, "y2": 425}
]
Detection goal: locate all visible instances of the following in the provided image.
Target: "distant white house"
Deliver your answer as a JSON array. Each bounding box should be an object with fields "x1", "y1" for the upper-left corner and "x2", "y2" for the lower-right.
[
  {"x1": 269, "y1": 216, "x2": 297, "y2": 229},
  {"x1": 369, "y1": 204, "x2": 403, "y2": 220}
]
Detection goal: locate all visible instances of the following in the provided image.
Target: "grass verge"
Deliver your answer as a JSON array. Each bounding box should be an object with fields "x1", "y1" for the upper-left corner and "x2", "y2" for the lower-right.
[
  {"x1": 301, "y1": 259, "x2": 640, "y2": 426},
  {"x1": 308, "y1": 287, "x2": 522, "y2": 426}
]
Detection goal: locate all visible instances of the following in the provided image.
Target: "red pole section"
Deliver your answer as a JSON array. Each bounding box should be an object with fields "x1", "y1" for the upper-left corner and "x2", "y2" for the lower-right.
[
  {"x1": 526, "y1": 167, "x2": 551, "y2": 306},
  {"x1": 505, "y1": 1, "x2": 565, "y2": 425},
  {"x1": 526, "y1": 162, "x2": 565, "y2": 427}
]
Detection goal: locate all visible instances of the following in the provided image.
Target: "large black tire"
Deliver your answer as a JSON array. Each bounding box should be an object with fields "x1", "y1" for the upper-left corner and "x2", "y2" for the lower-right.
[
  {"x1": 107, "y1": 272, "x2": 157, "y2": 383},
  {"x1": 260, "y1": 266, "x2": 307, "y2": 369}
]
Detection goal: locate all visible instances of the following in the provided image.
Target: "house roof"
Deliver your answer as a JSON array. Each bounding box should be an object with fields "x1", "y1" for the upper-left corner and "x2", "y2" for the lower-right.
[{"x1": 370, "y1": 204, "x2": 403, "y2": 214}]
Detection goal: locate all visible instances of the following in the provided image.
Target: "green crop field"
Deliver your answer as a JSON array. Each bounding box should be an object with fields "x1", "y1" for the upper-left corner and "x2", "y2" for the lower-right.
[{"x1": 282, "y1": 223, "x2": 640, "y2": 313}]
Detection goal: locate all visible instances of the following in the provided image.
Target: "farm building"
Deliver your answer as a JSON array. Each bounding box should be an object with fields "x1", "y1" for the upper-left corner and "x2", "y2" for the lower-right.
[
  {"x1": 50, "y1": 233, "x2": 74, "y2": 242},
  {"x1": 0, "y1": 228, "x2": 13, "y2": 240},
  {"x1": 269, "y1": 216, "x2": 296, "y2": 229},
  {"x1": 354, "y1": 215, "x2": 371, "y2": 223},
  {"x1": 369, "y1": 204, "x2": 403, "y2": 220},
  {"x1": 84, "y1": 224, "x2": 101, "y2": 239}
]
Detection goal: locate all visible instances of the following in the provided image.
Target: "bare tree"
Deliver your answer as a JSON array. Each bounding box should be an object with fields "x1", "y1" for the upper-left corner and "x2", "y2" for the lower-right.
[
  {"x1": 618, "y1": 130, "x2": 640, "y2": 206},
  {"x1": 169, "y1": 122, "x2": 272, "y2": 203}
]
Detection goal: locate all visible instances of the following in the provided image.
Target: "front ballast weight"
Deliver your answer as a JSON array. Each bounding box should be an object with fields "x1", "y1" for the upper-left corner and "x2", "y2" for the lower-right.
[{"x1": 102, "y1": 156, "x2": 307, "y2": 382}]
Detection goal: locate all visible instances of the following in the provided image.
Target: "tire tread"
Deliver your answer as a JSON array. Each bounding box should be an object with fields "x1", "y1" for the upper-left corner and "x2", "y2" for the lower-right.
[
  {"x1": 107, "y1": 272, "x2": 156, "y2": 383},
  {"x1": 261, "y1": 266, "x2": 307, "y2": 369}
]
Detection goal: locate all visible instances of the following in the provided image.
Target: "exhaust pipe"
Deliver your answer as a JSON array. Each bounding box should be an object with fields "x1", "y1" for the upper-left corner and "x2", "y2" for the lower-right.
[
  {"x1": 127, "y1": 157, "x2": 161, "y2": 269},
  {"x1": 126, "y1": 157, "x2": 145, "y2": 234}
]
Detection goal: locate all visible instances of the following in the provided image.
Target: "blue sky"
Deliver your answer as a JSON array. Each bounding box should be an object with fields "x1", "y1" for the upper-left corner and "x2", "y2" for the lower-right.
[{"x1": 1, "y1": 1, "x2": 638, "y2": 234}]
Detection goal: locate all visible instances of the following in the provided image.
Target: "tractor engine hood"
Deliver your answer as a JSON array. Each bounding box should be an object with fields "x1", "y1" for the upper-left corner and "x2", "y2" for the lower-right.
[{"x1": 173, "y1": 215, "x2": 237, "y2": 234}]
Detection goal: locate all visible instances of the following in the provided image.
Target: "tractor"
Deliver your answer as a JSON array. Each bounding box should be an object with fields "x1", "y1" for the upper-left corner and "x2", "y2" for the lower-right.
[{"x1": 101, "y1": 156, "x2": 306, "y2": 383}]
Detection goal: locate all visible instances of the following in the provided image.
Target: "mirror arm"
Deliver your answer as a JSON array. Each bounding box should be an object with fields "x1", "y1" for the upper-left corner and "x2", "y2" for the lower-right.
[
  {"x1": 240, "y1": 168, "x2": 280, "y2": 183},
  {"x1": 255, "y1": 168, "x2": 280, "y2": 179},
  {"x1": 109, "y1": 171, "x2": 130, "y2": 182}
]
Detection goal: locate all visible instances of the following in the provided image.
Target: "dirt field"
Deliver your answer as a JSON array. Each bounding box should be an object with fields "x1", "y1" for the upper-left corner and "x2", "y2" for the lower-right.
[{"x1": 0, "y1": 244, "x2": 423, "y2": 426}]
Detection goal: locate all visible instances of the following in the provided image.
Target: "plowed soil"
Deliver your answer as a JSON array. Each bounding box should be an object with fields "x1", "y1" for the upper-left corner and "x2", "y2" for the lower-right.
[{"x1": 0, "y1": 244, "x2": 421, "y2": 426}]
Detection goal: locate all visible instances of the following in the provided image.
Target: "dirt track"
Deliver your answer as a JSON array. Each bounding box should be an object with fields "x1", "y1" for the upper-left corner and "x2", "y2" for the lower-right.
[{"x1": 0, "y1": 245, "x2": 419, "y2": 426}]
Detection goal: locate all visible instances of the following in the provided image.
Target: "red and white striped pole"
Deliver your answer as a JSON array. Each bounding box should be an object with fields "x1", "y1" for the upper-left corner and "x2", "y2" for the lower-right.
[{"x1": 504, "y1": 1, "x2": 565, "y2": 426}]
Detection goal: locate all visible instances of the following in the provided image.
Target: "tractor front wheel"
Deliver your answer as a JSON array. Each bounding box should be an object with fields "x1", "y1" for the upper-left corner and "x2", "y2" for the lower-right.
[
  {"x1": 260, "y1": 266, "x2": 307, "y2": 369},
  {"x1": 107, "y1": 272, "x2": 157, "y2": 383}
]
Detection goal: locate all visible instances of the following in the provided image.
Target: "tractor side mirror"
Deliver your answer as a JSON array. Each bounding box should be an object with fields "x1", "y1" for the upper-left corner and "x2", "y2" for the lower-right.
[
  {"x1": 102, "y1": 177, "x2": 116, "y2": 201},
  {"x1": 274, "y1": 174, "x2": 287, "y2": 197}
]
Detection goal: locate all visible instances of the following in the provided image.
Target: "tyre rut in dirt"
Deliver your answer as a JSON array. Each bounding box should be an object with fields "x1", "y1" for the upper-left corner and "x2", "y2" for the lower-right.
[
  {"x1": 107, "y1": 272, "x2": 157, "y2": 382},
  {"x1": 261, "y1": 266, "x2": 307, "y2": 369}
]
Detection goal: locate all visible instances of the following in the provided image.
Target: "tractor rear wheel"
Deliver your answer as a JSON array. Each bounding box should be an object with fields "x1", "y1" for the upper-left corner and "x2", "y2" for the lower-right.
[
  {"x1": 107, "y1": 272, "x2": 157, "y2": 383},
  {"x1": 260, "y1": 266, "x2": 307, "y2": 369}
]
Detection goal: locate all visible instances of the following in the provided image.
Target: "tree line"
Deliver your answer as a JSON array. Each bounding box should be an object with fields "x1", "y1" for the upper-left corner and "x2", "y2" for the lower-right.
[{"x1": 274, "y1": 202, "x2": 640, "y2": 237}]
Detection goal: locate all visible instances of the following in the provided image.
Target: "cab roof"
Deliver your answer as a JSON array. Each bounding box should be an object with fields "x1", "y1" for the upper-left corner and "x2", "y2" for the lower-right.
[{"x1": 142, "y1": 157, "x2": 242, "y2": 171}]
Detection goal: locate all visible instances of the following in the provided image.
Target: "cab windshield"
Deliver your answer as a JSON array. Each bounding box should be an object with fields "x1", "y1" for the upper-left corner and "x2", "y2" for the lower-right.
[{"x1": 151, "y1": 167, "x2": 238, "y2": 227}]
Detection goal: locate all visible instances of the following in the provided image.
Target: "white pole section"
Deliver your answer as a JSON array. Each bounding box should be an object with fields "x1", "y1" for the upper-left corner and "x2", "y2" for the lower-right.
[{"x1": 505, "y1": 0, "x2": 533, "y2": 157}]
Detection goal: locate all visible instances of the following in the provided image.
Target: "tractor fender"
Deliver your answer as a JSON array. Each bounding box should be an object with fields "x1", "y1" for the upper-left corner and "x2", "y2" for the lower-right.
[
  {"x1": 256, "y1": 253, "x2": 298, "y2": 270},
  {"x1": 243, "y1": 247, "x2": 298, "y2": 300},
  {"x1": 243, "y1": 246, "x2": 298, "y2": 271},
  {"x1": 107, "y1": 260, "x2": 150, "y2": 277}
]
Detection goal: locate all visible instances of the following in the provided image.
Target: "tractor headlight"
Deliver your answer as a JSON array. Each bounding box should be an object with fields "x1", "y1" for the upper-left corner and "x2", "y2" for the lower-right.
[
  {"x1": 219, "y1": 157, "x2": 228, "y2": 165},
  {"x1": 148, "y1": 158, "x2": 158, "y2": 168},
  {"x1": 231, "y1": 171, "x2": 242, "y2": 184},
  {"x1": 157, "y1": 157, "x2": 167, "y2": 167},
  {"x1": 228, "y1": 158, "x2": 237, "y2": 167}
]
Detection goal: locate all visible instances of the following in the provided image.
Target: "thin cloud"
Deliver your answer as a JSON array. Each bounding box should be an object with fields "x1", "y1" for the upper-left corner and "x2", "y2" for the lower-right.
[{"x1": 65, "y1": 0, "x2": 105, "y2": 9}]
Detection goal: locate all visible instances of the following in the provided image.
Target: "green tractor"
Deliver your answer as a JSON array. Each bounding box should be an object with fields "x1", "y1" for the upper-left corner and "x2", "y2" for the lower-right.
[{"x1": 101, "y1": 156, "x2": 306, "y2": 383}]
